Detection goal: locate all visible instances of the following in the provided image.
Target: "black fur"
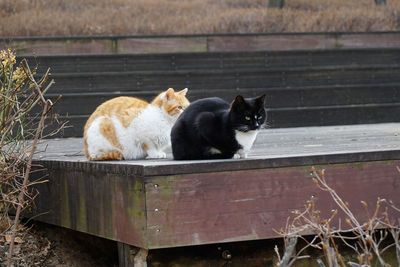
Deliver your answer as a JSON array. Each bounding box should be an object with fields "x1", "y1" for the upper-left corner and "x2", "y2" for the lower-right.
[{"x1": 171, "y1": 95, "x2": 266, "y2": 160}]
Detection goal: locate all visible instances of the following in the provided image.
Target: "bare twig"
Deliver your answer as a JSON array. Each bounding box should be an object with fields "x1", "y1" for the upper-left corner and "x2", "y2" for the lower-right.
[
  {"x1": 6, "y1": 100, "x2": 49, "y2": 267},
  {"x1": 275, "y1": 167, "x2": 400, "y2": 267},
  {"x1": 1, "y1": 49, "x2": 63, "y2": 266},
  {"x1": 277, "y1": 237, "x2": 298, "y2": 267}
]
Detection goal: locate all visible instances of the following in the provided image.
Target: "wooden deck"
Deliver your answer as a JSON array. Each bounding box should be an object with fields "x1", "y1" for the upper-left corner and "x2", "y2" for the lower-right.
[{"x1": 32, "y1": 123, "x2": 400, "y2": 251}]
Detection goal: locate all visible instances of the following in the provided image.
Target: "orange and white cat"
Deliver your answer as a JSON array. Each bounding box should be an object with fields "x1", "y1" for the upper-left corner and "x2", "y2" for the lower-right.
[{"x1": 84, "y1": 88, "x2": 190, "y2": 160}]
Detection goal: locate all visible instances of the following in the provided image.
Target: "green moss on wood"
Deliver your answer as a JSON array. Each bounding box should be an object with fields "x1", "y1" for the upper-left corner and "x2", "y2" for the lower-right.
[
  {"x1": 77, "y1": 178, "x2": 88, "y2": 232},
  {"x1": 126, "y1": 180, "x2": 144, "y2": 218},
  {"x1": 61, "y1": 177, "x2": 71, "y2": 228},
  {"x1": 154, "y1": 176, "x2": 177, "y2": 199}
]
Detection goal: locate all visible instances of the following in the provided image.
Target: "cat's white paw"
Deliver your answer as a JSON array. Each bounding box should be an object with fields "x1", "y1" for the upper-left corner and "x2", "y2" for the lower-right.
[
  {"x1": 240, "y1": 153, "x2": 248, "y2": 159},
  {"x1": 235, "y1": 149, "x2": 248, "y2": 159},
  {"x1": 209, "y1": 147, "x2": 222, "y2": 154},
  {"x1": 146, "y1": 151, "x2": 167, "y2": 159}
]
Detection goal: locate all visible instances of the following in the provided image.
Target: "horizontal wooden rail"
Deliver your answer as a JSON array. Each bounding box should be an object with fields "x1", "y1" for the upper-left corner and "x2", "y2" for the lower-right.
[
  {"x1": 43, "y1": 101, "x2": 400, "y2": 137},
  {"x1": 3, "y1": 31, "x2": 400, "y2": 55},
  {"x1": 20, "y1": 48, "x2": 400, "y2": 74},
  {"x1": 42, "y1": 65, "x2": 400, "y2": 94}
]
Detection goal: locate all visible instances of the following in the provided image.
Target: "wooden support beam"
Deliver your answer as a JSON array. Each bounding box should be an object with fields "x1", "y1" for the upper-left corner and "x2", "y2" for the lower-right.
[{"x1": 118, "y1": 243, "x2": 148, "y2": 267}]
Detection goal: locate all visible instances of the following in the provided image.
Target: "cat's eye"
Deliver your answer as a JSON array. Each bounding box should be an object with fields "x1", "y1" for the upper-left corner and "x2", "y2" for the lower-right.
[
  {"x1": 245, "y1": 116, "x2": 251, "y2": 120},
  {"x1": 177, "y1": 106, "x2": 183, "y2": 110},
  {"x1": 258, "y1": 115, "x2": 263, "y2": 119}
]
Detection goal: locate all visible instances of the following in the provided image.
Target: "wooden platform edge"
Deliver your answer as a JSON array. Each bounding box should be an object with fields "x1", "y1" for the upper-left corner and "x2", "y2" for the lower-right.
[
  {"x1": 30, "y1": 157, "x2": 400, "y2": 249},
  {"x1": 33, "y1": 149, "x2": 400, "y2": 177}
]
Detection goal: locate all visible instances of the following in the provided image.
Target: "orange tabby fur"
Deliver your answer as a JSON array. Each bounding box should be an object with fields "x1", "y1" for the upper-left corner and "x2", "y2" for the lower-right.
[{"x1": 84, "y1": 88, "x2": 189, "y2": 160}]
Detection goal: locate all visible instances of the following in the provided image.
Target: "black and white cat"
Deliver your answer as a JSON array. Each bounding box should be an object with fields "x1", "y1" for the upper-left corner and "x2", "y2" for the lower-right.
[{"x1": 171, "y1": 94, "x2": 266, "y2": 160}]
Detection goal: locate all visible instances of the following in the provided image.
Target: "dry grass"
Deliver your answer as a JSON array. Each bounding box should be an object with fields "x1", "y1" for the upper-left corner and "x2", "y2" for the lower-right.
[{"x1": 0, "y1": 0, "x2": 399, "y2": 37}]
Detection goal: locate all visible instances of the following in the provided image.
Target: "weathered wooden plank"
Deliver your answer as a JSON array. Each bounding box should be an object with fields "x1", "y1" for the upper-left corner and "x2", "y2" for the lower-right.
[
  {"x1": 33, "y1": 161, "x2": 147, "y2": 248},
  {"x1": 207, "y1": 32, "x2": 400, "y2": 51},
  {"x1": 267, "y1": 103, "x2": 400, "y2": 128},
  {"x1": 20, "y1": 49, "x2": 400, "y2": 74},
  {"x1": 208, "y1": 34, "x2": 337, "y2": 51},
  {"x1": 118, "y1": 37, "x2": 207, "y2": 53},
  {"x1": 3, "y1": 38, "x2": 117, "y2": 55},
  {"x1": 45, "y1": 65, "x2": 400, "y2": 94},
  {"x1": 340, "y1": 33, "x2": 400, "y2": 48},
  {"x1": 42, "y1": 84, "x2": 400, "y2": 116},
  {"x1": 4, "y1": 32, "x2": 400, "y2": 56},
  {"x1": 46, "y1": 101, "x2": 400, "y2": 138},
  {"x1": 144, "y1": 160, "x2": 400, "y2": 248}
]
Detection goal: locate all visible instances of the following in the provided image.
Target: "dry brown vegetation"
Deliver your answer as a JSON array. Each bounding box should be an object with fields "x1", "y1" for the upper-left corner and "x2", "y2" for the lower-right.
[
  {"x1": 275, "y1": 167, "x2": 400, "y2": 267},
  {"x1": 0, "y1": 48, "x2": 65, "y2": 266},
  {"x1": 0, "y1": 0, "x2": 399, "y2": 37}
]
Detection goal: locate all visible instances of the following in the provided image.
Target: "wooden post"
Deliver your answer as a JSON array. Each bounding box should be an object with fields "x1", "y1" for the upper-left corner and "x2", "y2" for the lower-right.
[
  {"x1": 375, "y1": 0, "x2": 386, "y2": 4},
  {"x1": 118, "y1": 243, "x2": 148, "y2": 267},
  {"x1": 268, "y1": 0, "x2": 285, "y2": 8}
]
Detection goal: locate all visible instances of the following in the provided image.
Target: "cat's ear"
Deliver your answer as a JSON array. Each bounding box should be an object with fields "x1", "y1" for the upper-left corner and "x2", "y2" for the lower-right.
[
  {"x1": 163, "y1": 88, "x2": 176, "y2": 101},
  {"x1": 255, "y1": 94, "x2": 266, "y2": 106},
  {"x1": 231, "y1": 95, "x2": 246, "y2": 110},
  {"x1": 177, "y1": 88, "x2": 188, "y2": 96}
]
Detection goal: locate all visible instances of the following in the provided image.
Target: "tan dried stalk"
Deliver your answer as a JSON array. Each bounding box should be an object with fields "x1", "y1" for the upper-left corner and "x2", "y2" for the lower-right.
[
  {"x1": 1, "y1": 49, "x2": 62, "y2": 266},
  {"x1": 275, "y1": 167, "x2": 400, "y2": 267}
]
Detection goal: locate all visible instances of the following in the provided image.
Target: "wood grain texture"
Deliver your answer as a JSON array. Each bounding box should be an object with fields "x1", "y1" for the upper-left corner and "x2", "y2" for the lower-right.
[
  {"x1": 21, "y1": 49, "x2": 400, "y2": 74},
  {"x1": 33, "y1": 162, "x2": 147, "y2": 248},
  {"x1": 45, "y1": 65, "x2": 400, "y2": 93},
  {"x1": 3, "y1": 32, "x2": 400, "y2": 55},
  {"x1": 145, "y1": 161, "x2": 400, "y2": 248}
]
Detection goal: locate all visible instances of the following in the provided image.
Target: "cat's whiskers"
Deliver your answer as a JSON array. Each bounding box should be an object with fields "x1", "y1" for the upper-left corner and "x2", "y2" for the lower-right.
[{"x1": 261, "y1": 122, "x2": 271, "y2": 129}]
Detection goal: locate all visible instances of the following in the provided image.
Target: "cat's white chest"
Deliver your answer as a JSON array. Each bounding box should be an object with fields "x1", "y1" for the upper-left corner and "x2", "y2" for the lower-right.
[
  {"x1": 115, "y1": 106, "x2": 174, "y2": 159},
  {"x1": 235, "y1": 130, "x2": 258, "y2": 152}
]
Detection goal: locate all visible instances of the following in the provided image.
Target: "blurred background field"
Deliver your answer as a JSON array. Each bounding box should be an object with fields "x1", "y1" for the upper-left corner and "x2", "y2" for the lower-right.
[{"x1": 0, "y1": 0, "x2": 400, "y2": 37}]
